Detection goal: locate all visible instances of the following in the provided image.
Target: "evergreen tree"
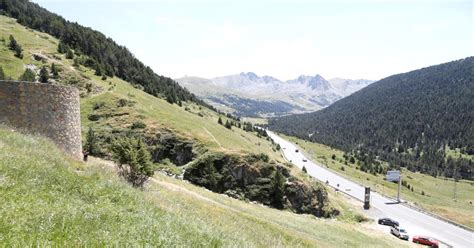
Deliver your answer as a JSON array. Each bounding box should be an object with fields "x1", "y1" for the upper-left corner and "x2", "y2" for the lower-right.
[
  {"x1": 94, "y1": 64, "x2": 102, "y2": 76},
  {"x1": 272, "y1": 170, "x2": 286, "y2": 209},
  {"x1": 0, "y1": 66, "x2": 5, "y2": 80},
  {"x1": 84, "y1": 127, "x2": 100, "y2": 156},
  {"x1": 57, "y1": 41, "x2": 68, "y2": 53},
  {"x1": 302, "y1": 166, "x2": 307, "y2": 173},
  {"x1": 111, "y1": 136, "x2": 154, "y2": 187},
  {"x1": 225, "y1": 120, "x2": 232, "y2": 129},
  {"x1": 218, "y1": 117, "x2": 223, "y2": 125},
  {"x1": 8, "y1": 35, "x2": 17, "y2": 50},
  {"x1": 39, "y1": 66, "x2": 49, "y2": 83},
  {"x1": 14, "y1": 44, "x2": 23, "y2": 59},
  {"x1": 51, "y1": 63, "x2": 59, "y2": 78},
  {"x1": 19, "y1": 68, "x2": 35, "y2": 82},
  {"x1": 66, "y1": 49, "x2": 74, "y2": 59}
]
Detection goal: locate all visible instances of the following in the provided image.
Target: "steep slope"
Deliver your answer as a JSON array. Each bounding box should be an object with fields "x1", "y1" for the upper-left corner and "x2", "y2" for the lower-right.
[
  {"x1": 0, "y1": 127, "x2": 411, "y2": 246},
  {"x1": 0, "y1": 15, "x2": 337, "y2": 217},
  {"x1": 177, "y1": 72, "x2": 373, "y2": 117},
  {"x1": 269, "y1": 58, "x2": 474, "y2": 179},
  {"x1": 0, "y1": 0, "x2": 203, "y2": 105}
]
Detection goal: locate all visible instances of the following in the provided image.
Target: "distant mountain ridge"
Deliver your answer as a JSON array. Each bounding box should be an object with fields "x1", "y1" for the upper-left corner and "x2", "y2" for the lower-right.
[{"x1": 177, "y1": 73, "x2": 373, "y2": 117}]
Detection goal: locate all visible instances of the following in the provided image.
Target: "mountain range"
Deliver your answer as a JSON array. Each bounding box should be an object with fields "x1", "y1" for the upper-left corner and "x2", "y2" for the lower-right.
[{"x1": 177, "y1": 73, "x2": 373, "y2": 117}]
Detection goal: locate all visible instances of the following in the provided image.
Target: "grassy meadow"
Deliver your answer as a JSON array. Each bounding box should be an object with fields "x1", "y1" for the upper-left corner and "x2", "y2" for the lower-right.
[{"x1": 0, "y1": 128, "x2": 412, "y2": 247}]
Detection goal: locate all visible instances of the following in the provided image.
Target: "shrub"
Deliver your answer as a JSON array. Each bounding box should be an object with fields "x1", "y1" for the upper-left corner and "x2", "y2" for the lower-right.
[
  {"x1": 84, "y1": 127, "x2": 100, "y2": 156},
  {"x1": 87, "y1": 114, "x2": 100, "y2": 121},
  {"x1": 302, "y1": 166, "x2": 307, "y2": 173},
  {"x1": 111, "y1": 137, "x2": 154, "y2": 187},
  {"x1": 131, "y1": 121, "x2": 146, "y2": 130}
]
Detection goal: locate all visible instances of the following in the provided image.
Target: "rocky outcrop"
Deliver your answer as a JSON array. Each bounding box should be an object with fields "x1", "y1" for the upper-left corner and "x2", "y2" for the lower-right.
[
  {"x1": 183, "y1": 152, "x2": 338, "y2": 217},
  {"x1": 148, "y1": 132, "x2": 195, "y2": 166}
]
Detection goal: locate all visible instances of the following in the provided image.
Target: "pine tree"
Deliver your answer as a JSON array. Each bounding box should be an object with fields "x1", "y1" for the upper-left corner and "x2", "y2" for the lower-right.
[
  {"x1": 57, "y1": 41, "x2": 68, "y2": 53},
  {"x1": 51, "y1": 63, "x2": 59, "y2": 78},
  {"x1": 302, "y1": 166, "x2": 307, "y2": 173},
  {"x1": 111, "y1": 136, "x2": 154, "y2": 187},
  {"x1": 14, "y1": 44, "x2": 23, "y2": 59},
  {"x1": 84, "y1": 127, "x2": 100, "y2": 156},
  {"x1": 218, "y1": 117, "x2": 223, "y2": 125},
  {"x1": 272, "y1": 170, "x2": 286, "y2": 209},
  {"x1": 39, "y1": 66, "x2": 49, "y2": 83},
  {"x1": 66, "y1": 49, "x2": 74, "y2": 59},
  {"x1": 225, "y1": 120, "x2": 232, "y2": 129},
  {"x1": 8, "y1": 35, "x2": 17, "y2": 50},
  {"x1": 94, "y1": 64, "x2": 102, "y2": 76},
  {"x1": 19, "y1": 68, "x2": 35, "y2": 82},
  {"x1": 0, "y1": 66, "x2": 5, "y2": 80}
]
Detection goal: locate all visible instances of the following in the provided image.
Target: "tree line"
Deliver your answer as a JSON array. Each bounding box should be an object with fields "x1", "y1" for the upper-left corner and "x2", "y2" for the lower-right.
[
  {"x1": 0, "y1": 0, "x2": 209, "y2": 106},
  {"x1": 269, "y1": 57, "x2": 474, "y2": 180}
]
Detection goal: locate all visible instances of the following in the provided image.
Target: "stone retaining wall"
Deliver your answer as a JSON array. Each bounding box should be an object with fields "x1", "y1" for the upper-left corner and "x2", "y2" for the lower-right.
[{"x1": 0, "y1": 81, "x2": 82, "y2": 160}]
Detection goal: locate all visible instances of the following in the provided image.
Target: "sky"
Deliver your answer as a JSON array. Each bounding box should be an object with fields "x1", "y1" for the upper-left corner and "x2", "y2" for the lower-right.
[{"x1": 33, "y1": 0, "x2": 472, "y2": 81}]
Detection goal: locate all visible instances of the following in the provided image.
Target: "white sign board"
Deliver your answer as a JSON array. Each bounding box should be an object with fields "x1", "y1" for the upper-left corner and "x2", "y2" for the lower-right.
[{"x1": 386, "y1": 170, "x2": 400, "y2": 182}]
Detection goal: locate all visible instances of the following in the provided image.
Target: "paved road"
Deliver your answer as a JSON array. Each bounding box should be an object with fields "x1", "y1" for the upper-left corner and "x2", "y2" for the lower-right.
[{"x1": 268, "y1": 131, "x2": 474, "y2": 248}]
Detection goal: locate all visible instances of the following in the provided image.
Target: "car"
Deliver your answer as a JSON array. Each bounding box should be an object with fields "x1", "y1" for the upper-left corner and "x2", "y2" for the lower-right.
[
  {"x1": 412, "y1": 236, "x2": 439, "y2": 248},
  {"x1": 390, "y1": 226, "x2": 409, "y2": 240},
  {"x1": 295, "y1": 149, "x2": 299, "y2": 153},
  {"x1": 302, "y1": 159, "x2": 307, "y2": 162},
  {"x1": 378, "y1": 217, "x2": 399, "y2": 227}
]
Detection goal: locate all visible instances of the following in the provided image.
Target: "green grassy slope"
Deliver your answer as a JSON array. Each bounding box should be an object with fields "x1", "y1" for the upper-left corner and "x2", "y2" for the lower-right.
[
  {"x1": 0, "y1": 128, "x2": 411, "y2": 247},
  {"x1": 283, "y1": 134, "x2": 474, "y2": 228},
  {"x1": 0, "y1": 15, "x2": 281, "y2": 161}
]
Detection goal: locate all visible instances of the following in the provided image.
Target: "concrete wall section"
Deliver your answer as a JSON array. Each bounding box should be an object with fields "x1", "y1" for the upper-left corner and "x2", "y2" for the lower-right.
[{"x1": 0, "y1": 81, "x2": 82, "y2": 160}]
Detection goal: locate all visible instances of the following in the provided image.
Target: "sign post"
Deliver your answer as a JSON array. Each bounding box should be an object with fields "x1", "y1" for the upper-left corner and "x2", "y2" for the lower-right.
[
  {"x1": 397, "y1": 174, "x2": 402, "y2": 202},
  {"x1": 364, "y1": 187, "x2": 370, "y2": 210}
]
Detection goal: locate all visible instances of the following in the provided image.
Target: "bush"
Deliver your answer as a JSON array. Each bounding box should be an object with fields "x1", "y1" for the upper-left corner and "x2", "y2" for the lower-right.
[
  {"x1": 302, "y1": 166, "x2": 307, "y2": 173},
  {"x1": 111, "y1": 136, "x2": 154, "y2": 187},
  {"x1": 84, "y1": 127, "x2": 100, "y2": 156},
  {"x1": 87, "y1": 114, "x2": 100, "y2": 121},
  {"x1": 131, "y1": 121, "x2": 146, "y2": 130}
]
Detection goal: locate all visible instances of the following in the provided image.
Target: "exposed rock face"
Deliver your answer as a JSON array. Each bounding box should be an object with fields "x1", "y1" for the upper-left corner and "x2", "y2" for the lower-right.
[
  {"x1": 184, "y1": 152, "x2": 338, "y2": 217},
  {"x1": 148, "y1": 132, "x2": 195, "y2": 166}
]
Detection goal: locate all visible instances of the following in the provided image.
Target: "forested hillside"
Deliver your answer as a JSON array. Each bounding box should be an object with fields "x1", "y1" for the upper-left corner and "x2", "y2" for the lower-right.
[
  {"x1": 269, "y1": 57, "x2": 474, "y2": 179},
  {"x1": 0, "y1": 0, "x2": 203, "y2": 105}
]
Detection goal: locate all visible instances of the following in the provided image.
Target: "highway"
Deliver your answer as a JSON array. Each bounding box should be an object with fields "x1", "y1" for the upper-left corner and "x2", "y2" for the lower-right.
[{"x1": 267, "y1": 131, "x2": 474, "y2": 248}]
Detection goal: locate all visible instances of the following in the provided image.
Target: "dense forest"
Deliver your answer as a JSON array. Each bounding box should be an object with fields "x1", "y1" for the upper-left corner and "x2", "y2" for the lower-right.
[
  {"x1": 0, "y1": 0, "x2": 207, "y2": 106},
  {"x1": 269, "y1": 57, "x2": 474, "y2": 180}
]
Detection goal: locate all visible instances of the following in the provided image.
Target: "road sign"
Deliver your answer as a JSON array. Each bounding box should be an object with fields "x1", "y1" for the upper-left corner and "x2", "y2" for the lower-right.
[
  {"x1": 364, "y1": 187, "x2": 370, "y2": 209},
  {"x1": 386, "y1": 170, "x2": 401, "y2": 182}
]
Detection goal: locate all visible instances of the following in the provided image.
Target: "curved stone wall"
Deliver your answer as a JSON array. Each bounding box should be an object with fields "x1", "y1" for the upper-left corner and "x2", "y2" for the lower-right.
[{"x1": 0, "y1": 81, "x2": 82, "y2": 160}]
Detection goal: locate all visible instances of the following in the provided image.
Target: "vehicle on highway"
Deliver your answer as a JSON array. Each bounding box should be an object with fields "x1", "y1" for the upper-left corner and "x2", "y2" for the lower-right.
[
  {"x1": 390, "y1": 226, "x2": 409, "y2": 240},
  {"x1": 412, "y1": 236, "x2": 439, "y2": 247},
  {"x1": 295, "y1": 149, "x2": 299, "y2": 153},
  {"x1": 302, "y1": 159, "x2": 307, "y2": 162},
  {"x1": 378, "y1": 217, "x2": 399, "y2": 227}
]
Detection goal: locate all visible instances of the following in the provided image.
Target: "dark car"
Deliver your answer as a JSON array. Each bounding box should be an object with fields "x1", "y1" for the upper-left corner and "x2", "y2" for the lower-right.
[
  {"x1": 412, "y1": 236, "x2": 439, "y2": 248},
  {"x1": 378, "y1": 217, "x2": 399, "y2": 227},
  {"x1": 295, "y1": 149, "x2": 299, "y2": 153}
]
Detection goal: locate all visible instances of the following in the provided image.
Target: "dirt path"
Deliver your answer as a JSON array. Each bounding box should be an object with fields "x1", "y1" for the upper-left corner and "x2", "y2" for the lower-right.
[
  {"x1": 87, "y1": 156, "x2": 230, "y2": 209},
  {"x1": 203, "y1": 127, "x2": 224, "y2": 149}
]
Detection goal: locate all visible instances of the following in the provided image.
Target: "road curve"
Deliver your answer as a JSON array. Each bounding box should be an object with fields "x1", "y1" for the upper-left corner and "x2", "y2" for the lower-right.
[{"x1": 268, "y1": 131, "x2": 474, "y2": 248}]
